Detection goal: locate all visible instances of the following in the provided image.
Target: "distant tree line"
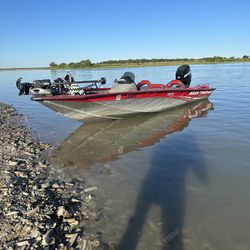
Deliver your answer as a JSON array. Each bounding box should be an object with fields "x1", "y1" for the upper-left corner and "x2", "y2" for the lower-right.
[
  {"x1": 50, "y1": 59, "x2": 92, "y2": 68},
  {"x1": 49, "y1": 56, "x2": 250, "y2": 68}
]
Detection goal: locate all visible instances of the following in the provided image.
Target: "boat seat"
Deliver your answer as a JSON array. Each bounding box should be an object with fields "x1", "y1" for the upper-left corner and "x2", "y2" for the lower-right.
[
  {"x1": 148, "y1": 84, "x2": 165, "y2": 90},
  {"x1": 137, "y1": 80, "x2": 165, "y2": 90},
  {"x1": 165, "y1": 80, "x2": 185, "y2": 89}
]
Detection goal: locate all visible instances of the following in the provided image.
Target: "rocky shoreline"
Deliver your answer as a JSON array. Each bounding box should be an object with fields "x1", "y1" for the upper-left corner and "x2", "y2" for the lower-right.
[{"x1": 0, "y1": 103, "x2": 105, "y2": 249}]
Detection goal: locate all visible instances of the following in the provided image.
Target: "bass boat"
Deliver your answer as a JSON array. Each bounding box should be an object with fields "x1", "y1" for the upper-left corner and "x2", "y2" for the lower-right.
[{"x1": 16, "y1": 65, "x2": 215, "y2": 122}]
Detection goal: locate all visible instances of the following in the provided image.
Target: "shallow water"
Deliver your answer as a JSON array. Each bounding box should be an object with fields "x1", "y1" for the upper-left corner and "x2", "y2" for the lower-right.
[{"x1": 1, "y1": 64, "x2": 250, "y2": 249}]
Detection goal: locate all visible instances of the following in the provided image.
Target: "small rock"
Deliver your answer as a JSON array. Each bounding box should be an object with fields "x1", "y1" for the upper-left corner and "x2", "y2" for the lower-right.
[
  {"x1": 71, "y1": 198, "x2": 81, "y2": 203},
  {"x1": 81, "y1": 240, "x2": 87, "y2": 250},
  {"x1": 85, "y1": 194, "x2": 92, "y2": 203},
  {"x1": 91, "y1": 240, "x2": 100, "y2": 247},
  {"x1": 25, "y1": 206, "x2": 39, "y2": 216},
  {"x1": 67, "y1": 233, "x2": 78, "y2": 247},
  {"x1": 6, "y1": 211, "x2": 19, "y2": 216},
  {"x1": 16, "y1": 240, "x2": 29, "y2": 247},
  {"x1": 8, "y1": 161, "x2": 18, "y2": 166},
  {"x1": 41, "y1": 183, "x2": 50, "y2": 189},
  {"x1": 65, "y1": 182, "x2": 74, "y2": 187},
  {"x1": 15, "y1": 171, "x2": 27, "y2": 178},
  {"x1": 38, "y1": 161, "x2": 47, "y2": 168},
  {"x1": 52, "y1": 183, "x2": 60, "y2": 189},
  {"x1": 84, "y1": 186, "x2": 98, "y2": 193},
  {"x1": 63, "y1": 218, "x2": 79, "y2": 226},
  {"x1": 42, "y1": 230, "x2": 54, "y2": 247},
  {"x1": 56, "y1": 206, "x2": 65, "y2": 217},
  {"x1": 30, "y1": 228, "x2": 40, "y2": 238}
]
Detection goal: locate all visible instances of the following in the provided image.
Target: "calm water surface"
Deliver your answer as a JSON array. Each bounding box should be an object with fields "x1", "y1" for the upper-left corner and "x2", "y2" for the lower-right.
[{"x1": 0, "y1": 64, "x2": 250, "y2": 249}]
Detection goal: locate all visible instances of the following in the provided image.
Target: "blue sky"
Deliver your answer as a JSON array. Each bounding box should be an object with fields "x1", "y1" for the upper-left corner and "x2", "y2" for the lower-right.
[{"x1": 0, "y1": 0, "x2": 249, "y2": 68}]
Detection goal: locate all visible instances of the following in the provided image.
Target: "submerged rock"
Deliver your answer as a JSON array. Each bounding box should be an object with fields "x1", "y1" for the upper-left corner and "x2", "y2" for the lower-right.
[
  {"x1": 84, "y1": 186, "x2": 98, "y2": 193},
  {"x1": 164, "y1": 229, "x2": 180, "y2": 244}
]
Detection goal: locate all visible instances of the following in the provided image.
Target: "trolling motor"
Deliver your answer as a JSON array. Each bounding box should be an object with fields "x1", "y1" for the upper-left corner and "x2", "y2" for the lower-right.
[
  {"x1": 74, "y1": 77, "x2": 106, "y2": 85},
  {"x1": 16, "y1": 78, "x2": 33, "y2": 95},
  {"x1": 16, "y1": 78, "x2": 52, "y2": 96},
  {"x1": 16, "y1": 76, "x2": 106, "y2": 96}
]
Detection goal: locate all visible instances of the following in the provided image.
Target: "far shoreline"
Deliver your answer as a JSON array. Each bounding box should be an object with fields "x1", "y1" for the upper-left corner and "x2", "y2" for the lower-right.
[{"x1": 1, "y1": 59, "x2": 250, "y2": 71}]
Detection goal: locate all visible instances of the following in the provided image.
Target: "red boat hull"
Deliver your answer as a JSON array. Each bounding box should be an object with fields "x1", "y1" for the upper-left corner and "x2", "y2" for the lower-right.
[{"x1": 32, "y1": 86, "x2": 215, "y2": 122}]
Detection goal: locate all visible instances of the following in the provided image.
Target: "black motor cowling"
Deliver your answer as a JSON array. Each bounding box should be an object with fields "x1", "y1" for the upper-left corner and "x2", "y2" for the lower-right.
[{"x1": 175, "y1": 64, "x2": 192, "y2": 87}]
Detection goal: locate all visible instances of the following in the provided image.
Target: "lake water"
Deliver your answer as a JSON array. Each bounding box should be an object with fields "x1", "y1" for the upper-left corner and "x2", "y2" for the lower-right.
[{"x1": 0, "y1": 64, "x2": 250, "y2": 250}]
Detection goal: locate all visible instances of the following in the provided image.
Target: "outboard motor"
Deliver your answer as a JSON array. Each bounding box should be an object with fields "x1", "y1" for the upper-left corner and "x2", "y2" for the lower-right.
[{"x1": 175, "y1": 64, "x2": 192, "y2": 87}]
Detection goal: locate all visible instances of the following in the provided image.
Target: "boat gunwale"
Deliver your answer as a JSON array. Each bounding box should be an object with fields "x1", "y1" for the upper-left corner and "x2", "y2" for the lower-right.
[{"x1": 32, "y1": 87, "x2": 216, "y2": 101}]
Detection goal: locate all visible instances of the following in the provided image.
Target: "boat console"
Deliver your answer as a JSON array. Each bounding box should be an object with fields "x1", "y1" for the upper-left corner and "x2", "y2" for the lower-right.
[{"x1": 110, "y1": 72, "x2": 137, "y2": 92}]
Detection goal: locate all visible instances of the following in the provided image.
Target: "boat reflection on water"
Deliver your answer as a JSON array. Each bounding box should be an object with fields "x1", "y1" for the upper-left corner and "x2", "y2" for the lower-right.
[
  {"x1": 53, "y1": 100, "x2": 214, "y2": 250},
  {"x1": 53, "y1": 100, "x2": 213, "y2": 169}
]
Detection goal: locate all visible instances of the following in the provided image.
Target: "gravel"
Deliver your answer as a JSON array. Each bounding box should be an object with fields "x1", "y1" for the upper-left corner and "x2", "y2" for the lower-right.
[{"x1": 0, "y1": 103, "x2": 106, "y2": 249}]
